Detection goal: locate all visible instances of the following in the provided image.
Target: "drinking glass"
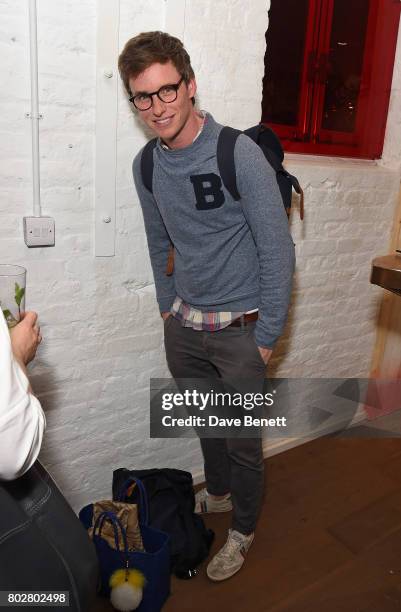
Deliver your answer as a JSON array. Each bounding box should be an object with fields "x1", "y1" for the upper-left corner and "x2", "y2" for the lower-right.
[{"x1": 0, "y1": 265, "x2": 26, "y2": 328}]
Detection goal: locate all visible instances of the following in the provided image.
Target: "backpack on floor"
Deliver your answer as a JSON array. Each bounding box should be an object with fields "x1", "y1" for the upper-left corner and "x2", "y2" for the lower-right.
[{"x1": 112, "y1": 468, "x2": 215, "y2": 579}]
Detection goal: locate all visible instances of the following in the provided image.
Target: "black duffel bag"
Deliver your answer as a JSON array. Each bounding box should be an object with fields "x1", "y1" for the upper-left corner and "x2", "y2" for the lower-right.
[
  {"x1": 113, "y1": 468, "x2": 214, "y2": 579},
  {"x1": 0, "y1": 462, "x2": 98, "y2": 611}
]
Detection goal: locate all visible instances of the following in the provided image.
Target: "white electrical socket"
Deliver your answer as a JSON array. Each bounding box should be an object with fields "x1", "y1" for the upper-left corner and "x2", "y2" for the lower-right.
[{"x1": 23, "y1": 216, "x2": 55, "y2": 247}]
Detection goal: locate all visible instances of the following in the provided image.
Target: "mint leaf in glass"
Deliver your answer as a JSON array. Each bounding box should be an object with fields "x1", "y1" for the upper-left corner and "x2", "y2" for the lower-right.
[{"x1": 14, "y1": 282, "x2": 25, "y2": 315}]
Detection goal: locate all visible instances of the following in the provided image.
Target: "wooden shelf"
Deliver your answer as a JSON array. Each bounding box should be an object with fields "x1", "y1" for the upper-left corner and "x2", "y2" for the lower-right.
[{"x1": 371, "y1": 253, "x2": 401, "y2": 296}]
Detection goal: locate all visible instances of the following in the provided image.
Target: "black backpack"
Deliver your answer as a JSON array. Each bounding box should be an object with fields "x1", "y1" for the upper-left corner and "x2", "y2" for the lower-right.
[
  {"x1": 217, "y1": 124, "x2": 304, "y2": 220},
  {"x1": 112, "y1": 468, "x2": 214, "y2": 579},
  {"x1": 140, "y1": 122, "x2": 304, "y2": 220}
]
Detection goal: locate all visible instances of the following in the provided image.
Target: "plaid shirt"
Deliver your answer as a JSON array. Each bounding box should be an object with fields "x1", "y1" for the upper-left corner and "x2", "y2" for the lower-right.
[{"x1": 170, "y1": 296, "x2": 256, "y2": 332}]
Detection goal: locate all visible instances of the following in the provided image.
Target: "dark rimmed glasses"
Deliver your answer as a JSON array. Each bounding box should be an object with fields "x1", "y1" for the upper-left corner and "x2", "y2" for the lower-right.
[{"x1": 129, "y1": 77, "x2": 184, "y2": 111}]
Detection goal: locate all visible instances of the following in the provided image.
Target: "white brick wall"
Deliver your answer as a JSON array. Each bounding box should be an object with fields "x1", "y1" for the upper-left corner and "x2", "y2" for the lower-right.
[
  {"x1": 0, "y1": 0, "x2": 400, "y2": 510},
  {"x1": 271, "y1": 158, "x2": 400, "y2": 379}
]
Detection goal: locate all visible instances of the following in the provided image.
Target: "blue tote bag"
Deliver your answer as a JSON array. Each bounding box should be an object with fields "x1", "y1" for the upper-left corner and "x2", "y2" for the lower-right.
[{"x1": 80, "y1": 478, "x2": 170, "y2": 611}]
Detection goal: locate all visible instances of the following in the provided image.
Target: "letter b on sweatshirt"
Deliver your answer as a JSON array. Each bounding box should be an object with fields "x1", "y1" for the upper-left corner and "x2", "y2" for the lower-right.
[{"x1": 190, "y1": 174, "x2": 225, "y2": 210}]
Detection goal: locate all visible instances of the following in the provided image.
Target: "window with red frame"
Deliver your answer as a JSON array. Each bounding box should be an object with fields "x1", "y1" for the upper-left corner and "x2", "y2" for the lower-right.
[{"x1": 262, "y1": 0, "x2": 401, "y2": 158}]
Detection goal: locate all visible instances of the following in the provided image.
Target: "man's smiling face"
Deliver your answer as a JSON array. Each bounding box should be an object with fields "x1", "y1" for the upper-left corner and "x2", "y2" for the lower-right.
[{"x1": 129, "y1": 61, "x2": 198, "y2": 149}]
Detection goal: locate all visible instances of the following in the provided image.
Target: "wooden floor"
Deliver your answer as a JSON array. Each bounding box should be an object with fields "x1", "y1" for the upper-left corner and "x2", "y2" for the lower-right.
[{"x1": 93, "y1": 426, "x2": 401, "y2": 612}]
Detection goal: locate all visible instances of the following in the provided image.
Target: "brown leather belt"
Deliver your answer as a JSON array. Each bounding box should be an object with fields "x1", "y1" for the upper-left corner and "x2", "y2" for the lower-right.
[{"x1": 229, "y1": 312, "x2": 258, "y2": 327}]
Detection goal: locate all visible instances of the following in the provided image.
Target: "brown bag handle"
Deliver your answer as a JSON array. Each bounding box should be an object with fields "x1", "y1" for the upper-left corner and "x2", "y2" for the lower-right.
[
  {"x1": 299, "y1": 185, "x2": 304, "y2": 221},
  {"x1": 166, "y1": 243, "x2": 175, "y2": 276}
]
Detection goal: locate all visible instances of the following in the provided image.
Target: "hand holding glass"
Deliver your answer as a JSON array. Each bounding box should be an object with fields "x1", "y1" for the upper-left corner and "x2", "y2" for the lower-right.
[{"x1": 0, "y1": 265, "x2": 26, "y2": 329}]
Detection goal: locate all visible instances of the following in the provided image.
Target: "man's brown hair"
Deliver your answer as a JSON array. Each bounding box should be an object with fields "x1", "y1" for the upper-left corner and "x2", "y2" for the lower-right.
[{"x1": 118, "y1": 31, "x2": 195, "y2": 96}]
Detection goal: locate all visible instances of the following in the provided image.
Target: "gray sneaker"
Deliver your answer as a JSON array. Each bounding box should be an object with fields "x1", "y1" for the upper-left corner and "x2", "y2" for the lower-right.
[
  {"x1": 206, "y1": 529, "x2": 254, "y2": 582},
  {"x1": 194, "y1": 488, "x2": 233, "y2": 514}
]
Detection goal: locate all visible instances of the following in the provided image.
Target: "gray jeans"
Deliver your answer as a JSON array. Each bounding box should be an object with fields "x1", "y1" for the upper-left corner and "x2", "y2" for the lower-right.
[{"x1": 164, "y1": 315, "x2": 267, "y2": 535}]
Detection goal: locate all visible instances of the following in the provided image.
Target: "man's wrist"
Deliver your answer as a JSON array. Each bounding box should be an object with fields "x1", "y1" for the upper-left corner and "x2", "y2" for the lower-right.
[
  {"x1": 12, "y1": 352, "x2": 26, "y2": 371},
  {"x1": 257, "y1": 345, "x2": 273, "y2": 365},
  {"x1": 12, "y1": 353, "x2": 34, "y2": 392}
]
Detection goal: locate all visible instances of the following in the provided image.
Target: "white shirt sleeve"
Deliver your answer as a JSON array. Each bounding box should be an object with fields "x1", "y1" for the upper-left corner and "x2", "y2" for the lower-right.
[{"x1": 0, "y1": 312, "x2": 46, "y2": 481}]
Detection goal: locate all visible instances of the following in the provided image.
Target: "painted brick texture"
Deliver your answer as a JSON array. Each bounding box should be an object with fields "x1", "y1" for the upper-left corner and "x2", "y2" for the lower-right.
[{"x1": 0, "y1": 0, "x2": 400, "y2": 510}]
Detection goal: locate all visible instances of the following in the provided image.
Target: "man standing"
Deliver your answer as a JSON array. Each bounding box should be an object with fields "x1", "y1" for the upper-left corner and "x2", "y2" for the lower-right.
[{"x1": 119, "y1": 31, "x2": 295, "y2": 581}]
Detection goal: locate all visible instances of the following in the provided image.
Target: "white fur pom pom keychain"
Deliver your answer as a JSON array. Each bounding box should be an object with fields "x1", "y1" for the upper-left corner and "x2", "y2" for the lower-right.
[{"x1": 109, "y1": 567, "x2": 145, "y2": 611}]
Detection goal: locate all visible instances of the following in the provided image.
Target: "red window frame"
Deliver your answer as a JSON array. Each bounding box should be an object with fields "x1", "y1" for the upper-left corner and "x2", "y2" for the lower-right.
[{"x1": 262, "y1": 0, "x2": 401, "y2": 159}]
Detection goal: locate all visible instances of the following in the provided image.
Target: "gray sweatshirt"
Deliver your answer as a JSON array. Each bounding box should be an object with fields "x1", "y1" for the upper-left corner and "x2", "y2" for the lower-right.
[{"x1": 133, "y1": 113, "x2": 295, "y2": 349}]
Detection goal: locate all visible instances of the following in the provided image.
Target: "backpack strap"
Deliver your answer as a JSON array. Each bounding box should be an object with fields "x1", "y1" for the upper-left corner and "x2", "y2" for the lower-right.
[
  {"x1": 141, "y1": 138, "x2": 158, "y2": 193},
  {"x1": 166, "y1": 244, "x2": 175, "y2": 276},
  {"x1": 217, "y1": 126, "x2": 242, "y2": 201},
  {"x1": 288, "y1": 174, "x2": 304, "y2": 220},
  {"x1": 218, "y1": 124, "x2": 285, "y2": 201},
  {"x1": 247, "y1": 124, "x2": 305, "y2": 220},
  {"x1": 140, "y1": 138, "x2": 175, "y2": 275}
]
